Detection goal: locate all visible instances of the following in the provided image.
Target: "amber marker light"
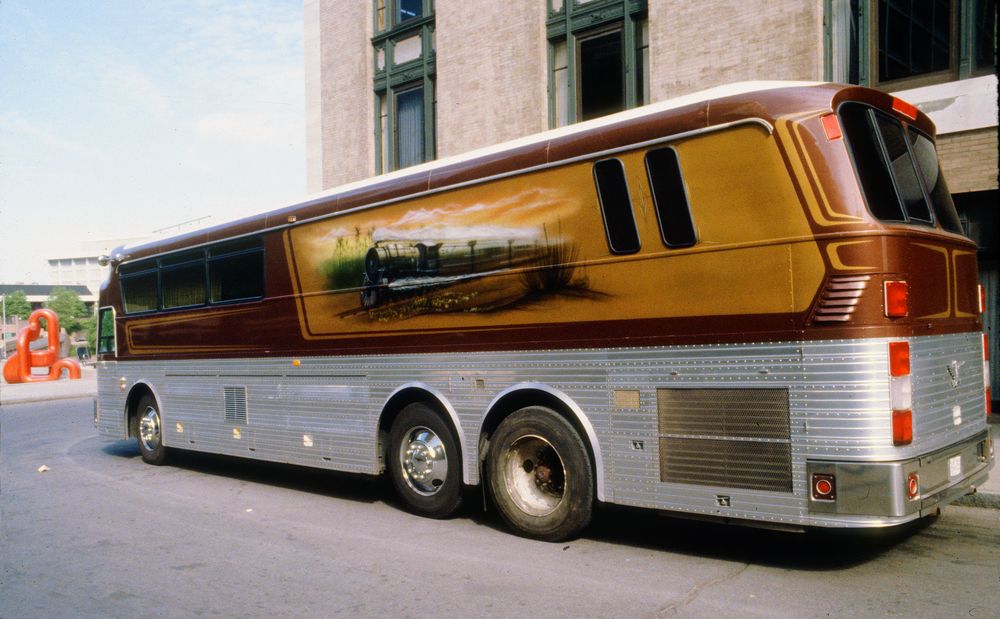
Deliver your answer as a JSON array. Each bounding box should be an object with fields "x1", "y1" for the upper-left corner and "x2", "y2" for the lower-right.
[
  {"x1": 884, "y1": 280, "x2": 909, "y2": 317},
  {"x1": 821, "y1": 113, "x2": 842, "y2": 140},
  {"x1": 892, "y1": 97, "x2": 919, "y2": 121}
]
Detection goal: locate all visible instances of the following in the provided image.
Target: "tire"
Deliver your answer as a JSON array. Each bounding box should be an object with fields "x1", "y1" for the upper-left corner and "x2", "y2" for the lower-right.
[
  {"x1": 487, "y1": 407, "x2": 593, "y2": 541},
  {"x1": 388, "y1": 403, "x2": 463, "y2": 518},
  {"x1": 135, "y1": 394, "x2": 169, "y2": 465}
]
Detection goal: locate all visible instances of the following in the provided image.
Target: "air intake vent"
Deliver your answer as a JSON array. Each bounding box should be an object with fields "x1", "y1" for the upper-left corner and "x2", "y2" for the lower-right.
[
  {"x1": 812, "y1": 275, "x2": 870, "y2": 323},
  {"x1": 657, "y1": 388, "x2": 792, "y2": 492},
  {"x1": 224, "y1": 386, "x2": 248, "y2": 423}
]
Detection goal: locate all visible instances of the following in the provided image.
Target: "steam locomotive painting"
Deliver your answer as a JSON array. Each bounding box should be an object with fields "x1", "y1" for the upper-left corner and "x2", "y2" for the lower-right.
[{"x1": 359, "y1": 234, "x2": 581, "y2": 313}]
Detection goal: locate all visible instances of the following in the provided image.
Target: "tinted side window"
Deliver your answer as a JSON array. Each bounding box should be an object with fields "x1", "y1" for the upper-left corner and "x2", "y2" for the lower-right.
[
  {"x1": 209, "y1": 239, "x2": 264, "y2": 303},
  {"x1": 120, "y1": 260, "x2": 158, "y2": 314},
  {"x1": 593, "y1": 158, "x2": 640, "y2": 254},
  {"x1": 97, "y1": 307, "x2": 115, "y2": 355},
  {"x1": 872, "y1": 113, "x2": 932, "y2": 223},
  {"x1": 645, "y1": 147, "x2": 696, "y2": 248},
  {"x1": 839, "y1": 103, "x2": 907, "y2": 222},
  {"x1": 908, "y1": 129, "x2": 963, "y2": 233},
  {"x1": 162, "y1": 261, "x2": 206, "y2": 309}
]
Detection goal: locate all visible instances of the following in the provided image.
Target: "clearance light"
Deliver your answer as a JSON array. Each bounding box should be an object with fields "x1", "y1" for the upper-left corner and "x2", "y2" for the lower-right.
[
  {"x1": 907, "y1": 472, "x2": 920, "y2": 500},
  {"x1": 892, "y1": 97, "x2": 919, "y2": 121},
  {"x1": 811, "y1": 473, "x2": 836, "y2": 501},
  {"x1": 889, "y1": 341, "x2": 913, "y2": 445},
  {"x1": 979, "y1": 284, "x2": 987, "y2": 314},
  {"x1": 884, "y1": 280, "x2": 909, "y2": 317},
  {"x1": 821, "y1": 114, "x2": 842, "y2": 140}
]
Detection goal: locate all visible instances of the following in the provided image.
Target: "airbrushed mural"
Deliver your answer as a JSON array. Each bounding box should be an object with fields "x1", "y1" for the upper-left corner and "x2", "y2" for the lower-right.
[{"x1": 286, "y1": 177, "x2": 603, "y2": 337}]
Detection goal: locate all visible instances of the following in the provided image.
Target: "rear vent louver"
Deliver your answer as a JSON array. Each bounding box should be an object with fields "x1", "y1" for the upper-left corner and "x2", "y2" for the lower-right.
[
  {"x1": 812, "y1": 275, "x2": 870, "y2": 323},
  {"x1": 224, "y1": 386, "x2": 248, "y2": 423},
  {"x1": 657, "y1": 388, "x2": 792, "y2": 492}
]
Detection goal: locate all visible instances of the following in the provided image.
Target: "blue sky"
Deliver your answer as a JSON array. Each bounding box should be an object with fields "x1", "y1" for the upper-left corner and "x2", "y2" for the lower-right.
[{"x1": 0, "y1": 0, "x2": 305, "y2": 283}]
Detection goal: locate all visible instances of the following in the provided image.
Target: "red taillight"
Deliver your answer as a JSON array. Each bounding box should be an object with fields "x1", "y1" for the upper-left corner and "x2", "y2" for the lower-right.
[
  {"x1": 893, "y1": 409, "x2": 913, "y2": 445},
  {"x1": 985, "y1": 333, "x2": 992, "y2": 416},
  {"x1": 822, "y1": 113, "x2": 842, "y2": 140},
  {"x1": 892, "y1": 97, "x2": 919, "y2": 121},
  {"x1": 812, "y1": 473, "x2": 836, "y2": 501},
  {"x1": 889, "y1": 341, "x2": 910, "y2": 377},
  {"x1": 979, "y1": 284, "x2": 987, "y2": 314},
  {"x1": 884, "y1": 280, "x2": 909, "y2": 318},
  {"x1": 907, "y1": 472, "x2": 919, "y2": 500},
  {"x1": 889, "y1": 341, "x2": 913, "y2": 445}
]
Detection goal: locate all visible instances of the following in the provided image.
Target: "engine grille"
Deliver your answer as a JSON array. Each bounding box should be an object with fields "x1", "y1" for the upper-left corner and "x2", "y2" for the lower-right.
[{"x1": 657, "y1": 388, "x2": 792, "y2": 492}]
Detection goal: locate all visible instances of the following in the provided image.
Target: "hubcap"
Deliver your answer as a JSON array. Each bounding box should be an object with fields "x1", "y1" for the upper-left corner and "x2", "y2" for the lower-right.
[
  {"x1": 398, "y1": 425, "x2": 448, "y2": 496},
  {"x1": 139, "y1": 406, "x2": 161, "y2": 452},
  {"x1": 502, "y1": 435, "x2": 566, "y2": 517}
]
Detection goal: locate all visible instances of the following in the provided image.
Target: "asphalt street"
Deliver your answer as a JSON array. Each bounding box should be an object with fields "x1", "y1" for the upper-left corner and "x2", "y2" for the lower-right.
[{"x1": 1, "y1": 398, "x2": 999, "y2": 618}]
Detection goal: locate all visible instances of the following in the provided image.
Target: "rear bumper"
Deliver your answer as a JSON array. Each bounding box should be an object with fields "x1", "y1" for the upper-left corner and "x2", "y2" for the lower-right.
[{"x1": 807, "y1": 430, "x2": 994, "y2": 519}]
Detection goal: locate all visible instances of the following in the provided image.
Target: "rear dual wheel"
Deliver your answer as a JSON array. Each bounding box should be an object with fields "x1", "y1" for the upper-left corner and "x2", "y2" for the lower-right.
[{"x1": 487, "y1": 407, "x2": 593, "y2": 542}]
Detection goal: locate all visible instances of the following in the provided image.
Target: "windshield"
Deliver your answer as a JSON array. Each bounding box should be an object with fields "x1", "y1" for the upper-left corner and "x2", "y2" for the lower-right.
[{"x1": 838, "y1": 102, "x2": 964, "y2": 234}]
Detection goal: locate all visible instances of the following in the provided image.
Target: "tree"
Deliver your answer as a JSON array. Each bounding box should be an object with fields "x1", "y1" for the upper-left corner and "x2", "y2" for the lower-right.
[
  {"x1": 44, "y1": 287, "x2": 89, "y2": 333},
  {"x1": 3, "y1": 290, "x2": 32, "y2": 320}
]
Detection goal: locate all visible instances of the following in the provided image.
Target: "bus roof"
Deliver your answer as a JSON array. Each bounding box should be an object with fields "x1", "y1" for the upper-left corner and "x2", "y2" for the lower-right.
[{"x1": 113, "y1": 80, "x2": 926, "y2": 263}]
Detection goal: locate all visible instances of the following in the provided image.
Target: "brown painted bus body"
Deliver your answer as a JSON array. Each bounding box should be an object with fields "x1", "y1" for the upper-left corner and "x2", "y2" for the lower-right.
[{"x1": 99, "y1": 84, "x2": 981, "y2": 362}]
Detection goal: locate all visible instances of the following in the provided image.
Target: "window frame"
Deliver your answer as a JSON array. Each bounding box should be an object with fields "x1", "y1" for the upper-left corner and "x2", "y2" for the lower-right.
[
  {"x1": 547, "y1": 0, "x2": 648, "y2": 128},
  {"x1": 117, "y1": 237, "x2": 266, "y2": 315},
  {"x1": 96, "y1": 306, "x2": 117, "y2": 357},
  {"x1": 824, "y1": 0, "x2": 995, "y2": 88},
  {"x1": 593, "y1": 157, "x2": 641, "y2": 255},
  {"x1": 373, "y1": 0, "x2": 436, "y2": 173},
  {"x1": 644, "y1": 146, "x2": 697, "y2": 248}
]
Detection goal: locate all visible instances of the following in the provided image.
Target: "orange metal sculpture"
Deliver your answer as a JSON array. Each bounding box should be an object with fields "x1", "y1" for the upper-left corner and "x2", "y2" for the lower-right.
[{"x1": 2, "y1": 308, "x2": 82, "y2": 383}]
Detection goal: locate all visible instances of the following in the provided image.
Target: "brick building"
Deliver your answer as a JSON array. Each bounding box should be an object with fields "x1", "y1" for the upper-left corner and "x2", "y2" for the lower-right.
[{"x1": 304, "y1": 0, "x2": 998, "y2": 379}]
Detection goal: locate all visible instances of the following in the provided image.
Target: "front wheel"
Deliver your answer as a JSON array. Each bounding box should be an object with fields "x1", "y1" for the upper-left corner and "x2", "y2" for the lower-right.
[
  {"x1": 487, "y1": 407, "x2": 593, "y2": 541},
  {"x1": 134, "y1": 394, "x2": 169, "y2": 465},
  {"x1": 388, "y1": 403, "x2": 463, "y2": 518}
]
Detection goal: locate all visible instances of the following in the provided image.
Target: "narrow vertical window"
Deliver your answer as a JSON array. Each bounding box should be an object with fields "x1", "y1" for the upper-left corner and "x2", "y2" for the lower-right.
[
  {"x1": 579, "y1": 28, "x2": 624, "y2": 121},
  {"x1": 593, "y1": 159, "x2": 640, "y2": 254},
  {"x1": 373, "y1": 0, "x2": 434, "y2": 172},
  {"x1": 552, "y1": 40, "x2": 570, "y2": 128},
  {"x1": 395, "y1": 86, "x2": 425, "y2": 170},
  {"x1": 645, "y1": 148, "x2": 696, "y2": 248},
  {"x1": 547, "y1": 1, "x2": 648, "y2": 127},
  {"x1": 97, "y1": 307, "x2": 116, "y2": 355}
]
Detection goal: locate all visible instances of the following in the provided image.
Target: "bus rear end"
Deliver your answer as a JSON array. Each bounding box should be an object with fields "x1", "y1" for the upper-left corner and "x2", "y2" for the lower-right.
[{"x1": 800, "y1": 89, "x2": 994, "y2": 525}]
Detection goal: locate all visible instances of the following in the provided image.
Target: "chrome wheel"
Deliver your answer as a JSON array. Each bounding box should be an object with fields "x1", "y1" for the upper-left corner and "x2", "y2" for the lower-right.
[
  {"x1": 138, "y1": 406, "x2": 161, "y2": 452},
  {"x1": 398, "y1": 425, "x2": 449, "y2": 496},
  {"x1": 501, "y1": 434, "x2": 566, "y2": 517}
]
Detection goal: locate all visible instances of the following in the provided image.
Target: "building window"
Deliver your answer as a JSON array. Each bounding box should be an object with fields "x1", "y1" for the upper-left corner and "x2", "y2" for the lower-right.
[
  {"x1": 826, "y1": 0, "x2": 997, "y2": 88},
  {"x1": 373, "y1": 0, "x2": 435, "y2": 173},
  {"x1": 548, "y1": 0, "x2": 648, "y2": 127}
]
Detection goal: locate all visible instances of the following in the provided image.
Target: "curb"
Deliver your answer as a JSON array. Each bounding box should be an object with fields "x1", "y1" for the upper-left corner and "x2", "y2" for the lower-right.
[
  {"x1": 954, "y1": 490, "x2": 1000, "y2": 509},
  {"x1": 0, "y1": 393, "x2": 96, "y2": 406}
]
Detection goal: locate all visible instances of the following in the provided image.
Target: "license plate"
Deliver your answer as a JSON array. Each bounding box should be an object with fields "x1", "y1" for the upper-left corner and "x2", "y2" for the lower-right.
[{"x1": 948, "y1": 455, "x2": 962, "y2": 479}]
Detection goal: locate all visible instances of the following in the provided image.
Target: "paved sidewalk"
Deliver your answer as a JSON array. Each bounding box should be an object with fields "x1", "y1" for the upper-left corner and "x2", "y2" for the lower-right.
[
  {"x1": 0, "y1": 366, "x2": 97, "y2": 405},
  {"x1": 1, "y1": 367, "x2": 997, "y2": 507}
]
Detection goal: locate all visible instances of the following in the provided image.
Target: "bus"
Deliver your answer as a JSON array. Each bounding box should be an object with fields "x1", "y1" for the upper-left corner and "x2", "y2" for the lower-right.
[{"x1": 95, "y1": 81, "x2": 994, "y2": 541}]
